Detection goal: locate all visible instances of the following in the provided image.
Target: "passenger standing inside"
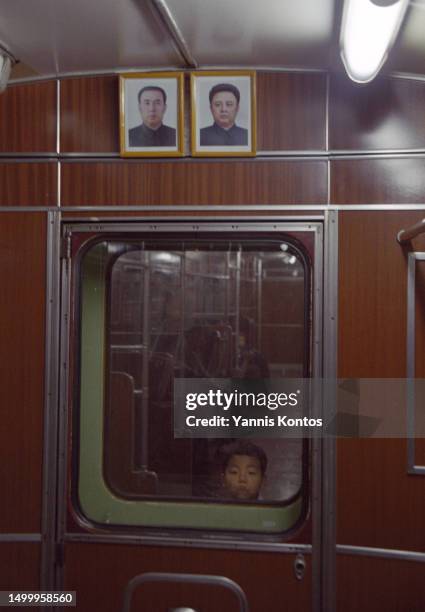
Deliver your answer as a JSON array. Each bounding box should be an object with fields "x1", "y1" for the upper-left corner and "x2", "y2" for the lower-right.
[
  {"x1": 221, "y1": 441, "x2": 267, "y2": 501},
  {"x1": 129, "y1": 86, "x2": 176, "y2": 147},
  {"x1": 200, "y1": 83, "x2": 248, "y2": 146}
]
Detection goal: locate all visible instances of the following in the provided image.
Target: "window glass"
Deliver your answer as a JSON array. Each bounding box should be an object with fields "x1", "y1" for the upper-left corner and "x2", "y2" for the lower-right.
[{"x1": 76, "y1": 236, "x2": 311, "y2": 531}]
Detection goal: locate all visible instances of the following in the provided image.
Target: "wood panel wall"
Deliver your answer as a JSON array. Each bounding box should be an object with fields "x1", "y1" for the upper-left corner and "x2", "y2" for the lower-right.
[
  {"x1": 0, "y1": 543, "x2": 41, "y2": 590},
  {"x1": 60, "y1": 159, "x2": 327, "y2": 206},
  {"x1": 64, "y1": 543, "x2": 311, "y2": 612},
  {"x1": 0, "y1": 213, "x2": 46, "y2": 532},
  {"x1": 336, "y1": 555, "x2": 425, "y2": 612},
  {"x1": 337, "y1": 211, "x2": 425, "y2": 586}
]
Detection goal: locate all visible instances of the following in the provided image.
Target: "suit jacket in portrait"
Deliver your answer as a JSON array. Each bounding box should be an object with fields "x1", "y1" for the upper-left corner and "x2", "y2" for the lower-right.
[
  {"x1": 200, "y1": 122, "x2": 248, "y2": 146},
  {"x1": 129, "y1": 123, "x2": 176, "y2": 147}
]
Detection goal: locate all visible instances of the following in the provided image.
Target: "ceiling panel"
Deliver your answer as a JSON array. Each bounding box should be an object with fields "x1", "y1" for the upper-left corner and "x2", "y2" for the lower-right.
[
  {"x1": 0, "y1": 0, "x2": 181, "y2": 77},
  {"x1": 167, "y1": 0, "x2": 336, "y2": 68},
  {"x1": 390, "y1": 0, "x2": 425, "y2": 75},
  {"x1": 2, "y1": 0, "x2": 425, "y2": 82}
]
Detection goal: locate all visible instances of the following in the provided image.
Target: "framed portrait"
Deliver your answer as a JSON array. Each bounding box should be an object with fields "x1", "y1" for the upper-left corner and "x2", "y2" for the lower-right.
[
  {"x1": 119, "y1": 72, "x2": 184, "y2": 157},
  {"x1": 191, "y1": 70, "x2": 256, "y2": 157}
]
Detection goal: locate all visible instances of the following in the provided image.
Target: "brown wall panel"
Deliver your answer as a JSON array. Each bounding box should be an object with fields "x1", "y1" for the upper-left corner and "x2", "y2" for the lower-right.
[
  {"x1": 337, "y1": 438, "x2": 425, "y2": 550},
  {"x1": 338, "y1": 211, "x2": 425, "y2": 550},
  {"x1": 0, "y1": 81, "x2": 56, "y2": 152},
  {"x1": 64, "y1": 543, "x2": 311, "y2": 612},
  {"x1": 338, "y1": 211, "x2": 425, "y2": 377},
  {"x1": 0, "y1": 543, "x2": 40, "y2": 589},
  {"x1": 61, "y1": 160, "x2": 327, "y2": 206},
  {"x1": 257, "y1": 72, "x2": 327, "y2": 151},
  {"x1": 58, "y1": 73, "x2": 327, "y2": 155},
  {"x1": 337, "y1": 554, "x2": 425, "y2": 612},
  {"x1": 0, "y1": 163, "x2": 57, "y2": 206},
  {"x1": 60, "y1": 76, "x2": 119, "y2": 153},
  {"x1": 331, "y1": 158, "x2": 425, "y2": 204},
  {"x1": 0, "y1": 214, "x2": 46, "y2": 531},
  {"x1": 330, "y1": 75, "x2": 425, "y2": 151}
]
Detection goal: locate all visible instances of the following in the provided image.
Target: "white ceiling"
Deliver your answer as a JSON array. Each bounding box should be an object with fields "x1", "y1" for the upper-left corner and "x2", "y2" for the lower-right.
[{"x1": 1, "y1": 0, "x2": 425, "y2": 81}]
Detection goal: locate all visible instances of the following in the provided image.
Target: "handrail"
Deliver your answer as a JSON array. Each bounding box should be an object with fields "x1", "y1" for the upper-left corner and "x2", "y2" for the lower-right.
[
  {"x1": 122, "y1": 572, "x2": 249, "y2": 612},
  {"x1": 397, "y1": 218, "x2": 425, "y2": 244}
]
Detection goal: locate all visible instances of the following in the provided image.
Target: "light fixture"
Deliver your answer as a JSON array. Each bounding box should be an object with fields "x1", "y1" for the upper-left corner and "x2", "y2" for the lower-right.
[
  {"x1": 340, "y1": 0, "x2": 410, "y2": 84},
  {"x1": 0, "y1": 47, "x2": 14, "y2": 93}
]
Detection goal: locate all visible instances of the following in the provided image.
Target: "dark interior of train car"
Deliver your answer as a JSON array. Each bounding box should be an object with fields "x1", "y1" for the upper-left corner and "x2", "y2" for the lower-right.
[{"x1": 1, "y1": 1, "x2": 425, "y2": 611}]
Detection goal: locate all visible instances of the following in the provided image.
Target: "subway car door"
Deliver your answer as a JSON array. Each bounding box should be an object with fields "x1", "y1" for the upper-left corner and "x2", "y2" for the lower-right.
[{"x1": 52, "y1": 217, "x2": 335, "y2": 612}]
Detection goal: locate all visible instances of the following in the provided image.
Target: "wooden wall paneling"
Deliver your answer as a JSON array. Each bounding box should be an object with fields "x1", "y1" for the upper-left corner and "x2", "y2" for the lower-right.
[
  {"x1": 0, "y1": 213, "x2": 46, "y2": 532},
  {"x1": 329, "y1": 75, "x2": 425, "y2": 151},
  {"x1": 256, "y1": 73, "x2": 327, "y2": 151},
  {"x1": 331, "y1": 158, "x2": 425, "y2": 204},
  {"x1": 60, "y1": 76, "x2": 119, "y2": 153},
  {"x1": 0, "y1": 543, "x2": 40, "y2": 589},
  {"x1": 57, "y1": 73, "x2": 327, "y2": 154},
  {"x1": 61, "y1": 160, "x2": 328, "y2": 206},
  {"x1": 339, "y1": 211, "x2": 425, "y2": 376},
  {"x1": 336, "y1": 554, "x2": 425, "y2": 612},
  {"x1": 337, "y1": 438, "x2": 425, "y2": 550},
  {"x1": 64, "y1": 543, "x2": 311, "y2": 612},
  {"x1": 0, "y1": 81, "x2": 56, "y2": 152},
  {"x1": 0, "y1": 163, "x2": 57, "y2": 206},
  {"x1": 337, "y1": 211, "x2": 425, "y2": 551}
]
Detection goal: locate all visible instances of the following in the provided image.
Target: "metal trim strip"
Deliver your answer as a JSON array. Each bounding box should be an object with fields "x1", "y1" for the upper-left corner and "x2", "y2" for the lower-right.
[
  {"x1": 3, "y1": 150, "x2": 425, "y2": 160},
  {"x1": 406, "y1": 252, "x2": 425, "y2": 475},
  {"x1": 311, "y1": 223, "x2": 324, "y2": 612},
  {"x1": 337, "y1": 544, "x2": 425, "y2": 562},
  {"x1": 0, "y1": 534, "x2": 42, "y2": 542},
  {"x1": 1, "y1": 204, "x2": 425, "y2": 212},
  {"x1": 320, "y1": 210, "x2": 338, "y2": 612},
  {"x1": 63, "y1": 532, "x2": 313, "y2": 554},
  {"x1": 40, "y1": 212, "x2": 62, "y2": 590}
]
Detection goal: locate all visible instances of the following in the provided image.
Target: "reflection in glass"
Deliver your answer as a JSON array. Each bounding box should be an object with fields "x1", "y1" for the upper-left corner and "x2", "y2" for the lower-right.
[{"x1": 80, "y1": 239, "x2": 309, "y2": 505}]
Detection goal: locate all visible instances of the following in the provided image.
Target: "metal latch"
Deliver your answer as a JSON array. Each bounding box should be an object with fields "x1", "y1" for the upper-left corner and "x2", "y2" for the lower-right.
[{"x1": 294, "y1": 553, "x2": 306, "y2": 580}]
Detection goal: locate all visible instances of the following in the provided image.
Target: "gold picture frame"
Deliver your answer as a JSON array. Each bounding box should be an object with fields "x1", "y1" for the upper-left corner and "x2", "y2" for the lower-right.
[
  {"x1": 190, "y1": 70, "x2": 256, "y2": 157},
  {"x1": 119, "y1": 72, "x2": 184, "y2": 157}
]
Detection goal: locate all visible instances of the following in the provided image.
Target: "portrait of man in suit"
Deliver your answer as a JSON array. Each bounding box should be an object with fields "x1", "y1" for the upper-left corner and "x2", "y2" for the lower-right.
[
  {"x1": 120, "y1": 73, "x2": 183, "y2": 157},
  {"x1": 191, "y1": 72, "x2": 255, "y2": 156},
  {"x1": 200, "y1": 83, "x2": 248, "y2": 146},
  {"x1": 128, "y1": 86, "x2": 176, "y2": 147}
]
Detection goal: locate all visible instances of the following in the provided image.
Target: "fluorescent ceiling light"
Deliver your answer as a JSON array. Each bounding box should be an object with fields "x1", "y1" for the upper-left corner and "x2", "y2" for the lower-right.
[
  {"x1": 340, "y1": 0, "x2": 410, "y2": 83},
  {"x1": 0, "y1": 45, "x2": 15, "y2": 93}
]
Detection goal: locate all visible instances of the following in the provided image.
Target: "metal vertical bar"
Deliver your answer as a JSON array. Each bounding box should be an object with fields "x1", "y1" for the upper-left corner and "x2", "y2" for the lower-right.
[
  {"x1": 40, "y1": 211, "x2": 62, "y2": 593},
  {"x1": 406, "y1": 252, "x2": 425, "y2": 474},
  {"x1": 180, "y1": 250, "x2": 186, "y2": 376},
  {"x1": 57, "y1": 79, "x2": 61, "y2": 208},
  {"x1": 311, "y1": 221, "x2": 324, "y2": 612},
  {"x1": 407, "y1": 252, "x2": 416, "y2": 475},
  {"x1": 141, "y1": 249, "x2": 150, "y2": 470},
  {"x1": 235, "y1": 249, "x2": 241, "y2": 365},
  {"x1": 55, "y1": 227, "x2": 73, "y2": 591},
  {"x1": 257, "y1": 256, "x2": 262, "y2": 349},
  {"x1": 319, "y1": 209, "x2": 338, "y2": 612}
]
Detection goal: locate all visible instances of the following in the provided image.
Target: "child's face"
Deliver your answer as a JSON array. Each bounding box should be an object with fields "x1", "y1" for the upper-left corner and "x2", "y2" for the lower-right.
[{"x1": 223, "y1": 454, "x2": 263, "y2": 500}]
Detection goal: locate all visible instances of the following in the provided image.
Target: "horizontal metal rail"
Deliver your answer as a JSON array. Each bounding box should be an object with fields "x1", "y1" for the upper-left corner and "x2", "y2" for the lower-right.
[
  {"x1": 397, "y1": 218, "x2": 425, "y2": 243},
  {"x1": 122, "y1": 572, "x2": 248, "y2": 612}
]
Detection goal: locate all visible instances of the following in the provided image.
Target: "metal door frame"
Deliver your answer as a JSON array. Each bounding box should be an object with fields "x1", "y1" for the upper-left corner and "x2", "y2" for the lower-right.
[{"x1": 42, "y1": 213, "x2": 337, "y2": 612}]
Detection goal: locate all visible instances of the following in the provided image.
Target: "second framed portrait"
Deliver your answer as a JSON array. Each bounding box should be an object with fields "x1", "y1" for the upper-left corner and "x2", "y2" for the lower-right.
[
  {"x1": 119, "y1": 72, "x2": 184, "y2": 157},
  {"x1": 191, "y1": 70, "x2": 256, "y2": 157}
]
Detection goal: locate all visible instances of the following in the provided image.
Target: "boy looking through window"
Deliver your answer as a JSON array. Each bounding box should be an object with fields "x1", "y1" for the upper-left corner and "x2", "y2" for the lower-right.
[{"x1": 221, "y1": 441, "x2": 267, "y2": 501}]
